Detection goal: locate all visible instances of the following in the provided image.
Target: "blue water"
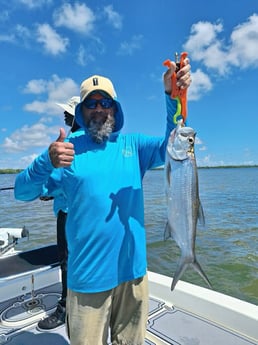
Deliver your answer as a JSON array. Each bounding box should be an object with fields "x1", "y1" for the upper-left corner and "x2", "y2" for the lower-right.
[{"x1": 0, "y1": 167, "x2": 258, "y2": 305}]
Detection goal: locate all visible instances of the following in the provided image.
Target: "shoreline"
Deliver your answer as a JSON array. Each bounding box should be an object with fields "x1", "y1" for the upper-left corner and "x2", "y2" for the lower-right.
[{"x1": 0, "y1": 165, "x2": 258, "y2": 174}]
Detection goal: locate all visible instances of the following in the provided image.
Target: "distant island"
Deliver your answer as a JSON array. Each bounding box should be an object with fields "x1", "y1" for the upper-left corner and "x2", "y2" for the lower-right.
[
  {"x1": 0, "y1": 165, "x2": 258, "y2": 174},
  {"x1": 152, "y1": 165, "x2": 258, "y2": 170},
  {"x1": 198, "y1": 165, "x2": 258, "y2": 169},
  {"x1": 0, "y1": 169, "x2": 23, "y2": 174}
]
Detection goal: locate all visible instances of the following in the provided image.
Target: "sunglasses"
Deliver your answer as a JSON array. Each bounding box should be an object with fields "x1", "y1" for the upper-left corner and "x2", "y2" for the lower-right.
[{"x1": 83, "y1": 98, "x2": 114, "y2": 109}]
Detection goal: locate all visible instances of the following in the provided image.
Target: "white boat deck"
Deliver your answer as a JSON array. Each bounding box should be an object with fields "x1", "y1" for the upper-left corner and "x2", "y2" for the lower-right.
[
  {"x1": 0, "y1": 246, "x2": 257, "y2": 345},
  {"x1": 147, "y1": 297, "x2": 256, "y2": 345},
  {"x1": 0, "y1": 282, "x2": 257, "y2": 345}
]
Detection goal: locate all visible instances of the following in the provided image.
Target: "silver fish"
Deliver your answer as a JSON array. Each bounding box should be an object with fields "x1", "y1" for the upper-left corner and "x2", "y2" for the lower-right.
[{"x1": 165, "y1": 120, "x2": 212, "y2": 291}]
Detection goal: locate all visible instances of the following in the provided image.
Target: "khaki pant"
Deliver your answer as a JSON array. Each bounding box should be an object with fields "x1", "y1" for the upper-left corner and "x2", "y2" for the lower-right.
[{"x1": 66, "y1": 275, "x2": 149, "y2": 345}]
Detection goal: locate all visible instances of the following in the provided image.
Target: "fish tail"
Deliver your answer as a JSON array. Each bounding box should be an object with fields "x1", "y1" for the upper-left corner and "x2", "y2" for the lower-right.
[
  {"x1": 171, "y1": 257, "x2": 212, "y2": 291},
  {"x1": 192, "y1": 259, "x2": 212, "y2": 289},
  {"x1": 171, "y1": 259, "x2": 189, "y2": 291}
]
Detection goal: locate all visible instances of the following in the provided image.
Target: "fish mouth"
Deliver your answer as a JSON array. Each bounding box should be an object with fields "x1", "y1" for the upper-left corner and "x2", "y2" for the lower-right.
[
  {"x1": 187, "y1": 136, "x2": 195, "y2": 154},
  {"x1": 187, "y1": 147, "x2": 194, "y2": 155}
]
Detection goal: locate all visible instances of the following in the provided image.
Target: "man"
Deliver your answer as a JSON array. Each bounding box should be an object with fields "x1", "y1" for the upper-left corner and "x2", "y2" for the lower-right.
[
  {"x1": 15, "y1": 57, "x2": 191, "y2": 344},
  {"x1": 38, "y1": 96, "x2": 80, "y2": 331}
]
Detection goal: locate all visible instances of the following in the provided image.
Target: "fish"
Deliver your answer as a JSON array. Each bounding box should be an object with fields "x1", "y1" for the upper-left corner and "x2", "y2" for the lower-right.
[{"x1": 165, "y1": 120, "x2": 212, "y2": 291}]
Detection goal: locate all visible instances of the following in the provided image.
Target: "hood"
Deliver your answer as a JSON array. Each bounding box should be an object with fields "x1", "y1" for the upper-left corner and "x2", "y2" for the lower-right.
[{"x1": 74, "y1": 99, "x2": 124, "y2": 134}]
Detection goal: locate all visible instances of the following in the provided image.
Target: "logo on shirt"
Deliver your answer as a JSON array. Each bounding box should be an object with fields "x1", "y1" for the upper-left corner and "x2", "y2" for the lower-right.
[{"x1": 122, "y1": 147, "x2": 133, "y2": 157}]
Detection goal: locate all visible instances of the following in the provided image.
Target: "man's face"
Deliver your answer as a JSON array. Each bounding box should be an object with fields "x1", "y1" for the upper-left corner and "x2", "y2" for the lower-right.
[{"x1": 82, "y1": 92, "x2": 115, "y2": 143}]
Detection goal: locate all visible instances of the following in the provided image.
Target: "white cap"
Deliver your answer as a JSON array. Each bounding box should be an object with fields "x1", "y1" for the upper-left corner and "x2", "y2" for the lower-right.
[
  {"x1": 56, "y1": 96, "x2": 80, "y2": 116},
  {"x1": 80, "y1": 75, "x2": 116, "y2": 102}
]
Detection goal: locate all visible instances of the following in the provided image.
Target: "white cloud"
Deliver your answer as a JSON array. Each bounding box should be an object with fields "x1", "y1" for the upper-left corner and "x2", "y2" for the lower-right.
[
  {"x1": 198, "y1": 155, "x2": 211, "y2": 166},
  {"x1": 195, "y1": 137, "x2": 207, "y2": 153},
  {"x1": 76, "y1": 44, "x2": 95, "y2": 66},
  {"x1": 15, "y1": 24, "x2": 31, "y2": 40},
  {"x1": 229, "y1": 14, "x2": 258, "y2": 68},
  {"x1": 2, "y1": 122, "x2": 59, "y2": 153},
  {"x1": 104, "y1": 5, "x2": 122, "y2": 30},
  {"x1": 184, "y1": 14, "x2": 258, "y2": 75},
  {"x1": 53, "y1": 3, "x2": 95, "y2": 34},
  {"x1": 184, "y1": 20, "x2": 228, "y2": 74},
  {"x1": 188, "y1": 69, "x2": 212, "y2": 101},
  {"x1": 77, "y1": 45, "x2": 87, "y2": 66},
  {"x1": 24, "y1": 100, "x2": 60, "y2": 115},
  {"x1": 36, "y1": 23, "x2": 69, "y2": 55},
  {"x1": 23, "y1": 75, "x2": 79, "y2": 115},
  {"x1": 195, "y1": 136, "x2": 203, "y2": 145},
  {"x1": 0, "y1": 33, "x2": 15, "y2": 43},
  {"x1": 23, "y1": 79, "x2": 48, "y2": 94},
  {"x1": 0, "y1": 24, "x2": 31, "y2": 45},
  {"x1": 185, "y1": 21, "x2": 224, "y2": 55},
  {"x1": 117, "y1": 34, "x2": 143, "y2": 56},
  {"x1": 19, "y1": 0, "x2": 53, "y2": 9},
  {"x1": 19, "y1": 154, "x2": 39, "y2": 167}
]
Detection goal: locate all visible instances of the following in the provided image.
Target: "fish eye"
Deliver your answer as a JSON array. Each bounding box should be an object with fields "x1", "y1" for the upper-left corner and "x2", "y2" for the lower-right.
[{"x1": 188, "y1": 137, "x2": 194, "y2": 144}]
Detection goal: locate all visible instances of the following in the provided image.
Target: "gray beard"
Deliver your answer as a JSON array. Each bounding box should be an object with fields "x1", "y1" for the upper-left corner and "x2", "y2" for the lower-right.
[{"x1": 87, "y1": 114, "x2": 115, "y2": 143}]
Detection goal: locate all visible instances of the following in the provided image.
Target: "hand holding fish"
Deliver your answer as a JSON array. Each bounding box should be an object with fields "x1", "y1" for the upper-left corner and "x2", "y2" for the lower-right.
[{"x1": 48, "y1": 128, "x2": 75, "y2": 168}]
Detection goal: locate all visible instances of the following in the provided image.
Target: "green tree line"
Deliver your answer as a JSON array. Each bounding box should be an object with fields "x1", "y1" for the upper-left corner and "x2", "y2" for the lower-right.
[{"x1": 0, "y1": 169, "x2": 23, "y2": 174}]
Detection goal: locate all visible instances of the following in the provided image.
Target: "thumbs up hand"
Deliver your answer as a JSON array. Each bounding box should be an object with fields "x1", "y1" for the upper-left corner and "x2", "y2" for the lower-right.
[{"x1": 49, "y1": 128, "x2": 75, "y2": 168}]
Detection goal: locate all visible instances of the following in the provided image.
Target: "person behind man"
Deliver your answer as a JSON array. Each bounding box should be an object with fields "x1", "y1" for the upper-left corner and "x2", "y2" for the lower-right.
[
  {"x1": 56, "y1": 96, "x2": 81, "y2": 134},
  {"x1": 38, "y1": 96, "x2": 80, "y2": 330},
  {"x1": 15, "y1": 57, "x2": 191, "y2": 344}
]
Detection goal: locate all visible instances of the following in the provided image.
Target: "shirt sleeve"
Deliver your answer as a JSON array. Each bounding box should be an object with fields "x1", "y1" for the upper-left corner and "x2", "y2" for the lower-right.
[{"x1": 14, "y1": 149, "x2": 59, "y2": 201}]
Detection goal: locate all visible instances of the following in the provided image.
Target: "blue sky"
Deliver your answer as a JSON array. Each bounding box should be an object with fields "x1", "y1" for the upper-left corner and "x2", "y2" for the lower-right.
[{"x1": 1, "y1": 0, "x2": 258, "y2": 168}]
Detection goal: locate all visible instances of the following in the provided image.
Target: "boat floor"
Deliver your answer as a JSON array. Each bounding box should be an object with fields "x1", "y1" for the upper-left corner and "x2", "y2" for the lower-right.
[{"x1": 0, "y1": 281, "x2": 256, "y2": 345}]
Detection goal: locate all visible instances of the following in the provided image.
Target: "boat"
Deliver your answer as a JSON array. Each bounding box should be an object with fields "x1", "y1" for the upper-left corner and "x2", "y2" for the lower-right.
[{"x1": 0, "y1": 227, "x2": 257, "y2": 345}]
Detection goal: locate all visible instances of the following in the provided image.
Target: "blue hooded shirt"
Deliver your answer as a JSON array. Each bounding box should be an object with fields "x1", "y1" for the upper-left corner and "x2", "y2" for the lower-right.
[{"x1": 15, "y1": 94, "x2": 178, "y2": 293}]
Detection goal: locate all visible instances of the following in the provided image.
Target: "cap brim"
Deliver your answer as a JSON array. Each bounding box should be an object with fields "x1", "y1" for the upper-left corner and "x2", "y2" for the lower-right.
[{"x1": 56, "y1": 103, "x2": 75, "y2": 116}]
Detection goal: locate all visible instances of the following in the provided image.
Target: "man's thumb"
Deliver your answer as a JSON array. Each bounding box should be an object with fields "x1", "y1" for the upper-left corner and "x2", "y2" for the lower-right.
[{"x1": 56, "y1": 128, "x2": 66, "y2": 142}]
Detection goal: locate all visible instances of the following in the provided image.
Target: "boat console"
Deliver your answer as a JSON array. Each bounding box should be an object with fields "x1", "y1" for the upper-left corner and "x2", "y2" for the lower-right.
[{"x1": 0, "y1": 227, "x2": 29, "y2": 257}]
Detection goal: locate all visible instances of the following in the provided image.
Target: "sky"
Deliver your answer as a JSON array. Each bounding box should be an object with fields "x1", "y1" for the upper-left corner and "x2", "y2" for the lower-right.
[{"x1": 1, "y1": 0, "x2": 258, "y2": 169}]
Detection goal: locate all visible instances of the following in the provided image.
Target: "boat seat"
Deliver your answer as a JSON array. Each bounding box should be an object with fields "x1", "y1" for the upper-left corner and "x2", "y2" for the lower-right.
[{"x1": 0, "y1": 245, "x2": 59, "y2": 279}]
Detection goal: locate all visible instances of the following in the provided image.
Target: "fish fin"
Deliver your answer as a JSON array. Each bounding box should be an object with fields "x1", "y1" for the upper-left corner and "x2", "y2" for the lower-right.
[
  {"x1": 164, "y1": 222, "x2": 172, "y2": 241},
  {"x1": 165, "y1": 156, "x2": 171, "y2": 189},
  {"x1": 171, "y1": 259, "x2": 189, "y2": 291},
  {"x1": 191, "y1": 259, "x2": 212, "y2": 289},
  {"x1": 198, "y1": 201, "x2": 205, "y2": 227}
]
